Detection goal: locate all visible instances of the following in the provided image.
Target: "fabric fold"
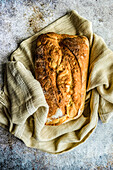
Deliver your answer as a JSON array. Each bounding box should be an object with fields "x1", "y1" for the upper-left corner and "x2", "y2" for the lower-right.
[
  {"x1": 0, "y1": 10, "x2": 113, "y2": 154},
  {"x1": 2, "y1": 61, "x2": 49, "y2": 130}
]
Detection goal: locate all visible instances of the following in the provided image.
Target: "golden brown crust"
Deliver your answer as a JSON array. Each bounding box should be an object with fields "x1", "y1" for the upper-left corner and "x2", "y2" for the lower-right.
[{"x1": 35, "y1": 32, "x2": 89, "y2": 126}]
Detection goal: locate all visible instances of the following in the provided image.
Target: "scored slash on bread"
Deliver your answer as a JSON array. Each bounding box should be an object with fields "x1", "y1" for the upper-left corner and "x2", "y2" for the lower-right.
[{"x1": 35, "y1": 32, "x2": 89, "y2": 126}]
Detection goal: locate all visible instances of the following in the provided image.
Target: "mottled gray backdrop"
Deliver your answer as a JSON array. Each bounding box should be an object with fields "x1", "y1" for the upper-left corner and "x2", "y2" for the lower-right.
[{"x1": 0, "y1": 0, "x2": 113, "y2": 169}]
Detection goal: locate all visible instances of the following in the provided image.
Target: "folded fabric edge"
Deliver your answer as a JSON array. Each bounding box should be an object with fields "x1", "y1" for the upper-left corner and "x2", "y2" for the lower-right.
[
  {"x1": 5, "y1": 61, "x2": 49, "y2": 124},
  {"x1": 99, "y1": 111, "x2": 113, "y2": 123},
  {"x1": 19, "y1": 124, "x2": 97, "y2": 154}
]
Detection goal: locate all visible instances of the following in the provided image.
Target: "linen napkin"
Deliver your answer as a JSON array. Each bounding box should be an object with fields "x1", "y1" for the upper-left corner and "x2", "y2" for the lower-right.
[{"x1": 0, "y1": 10, "x2": 113, "y2": 154}]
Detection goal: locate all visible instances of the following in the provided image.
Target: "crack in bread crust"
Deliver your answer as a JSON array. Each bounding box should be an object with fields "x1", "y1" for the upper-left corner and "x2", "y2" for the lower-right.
[{"x1": 35, "y1": 32, "x2": 89, "y2": 126}]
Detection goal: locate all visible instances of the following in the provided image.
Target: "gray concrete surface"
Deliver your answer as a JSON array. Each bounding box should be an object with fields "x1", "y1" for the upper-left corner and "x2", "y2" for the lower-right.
[{"x1": 0, "y1": 0, "x2": 113, "y2": 169}]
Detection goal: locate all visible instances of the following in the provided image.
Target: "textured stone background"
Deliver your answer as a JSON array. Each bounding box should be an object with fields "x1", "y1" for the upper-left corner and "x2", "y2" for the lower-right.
[{"x1": 0, "y1": 0, "x2": 113, "y2": 169}]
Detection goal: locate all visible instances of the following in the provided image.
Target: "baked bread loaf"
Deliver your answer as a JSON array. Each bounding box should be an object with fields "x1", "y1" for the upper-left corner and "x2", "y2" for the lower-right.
[{"x1": 35, "y1": 32, "x2": 89, "y2": 125}]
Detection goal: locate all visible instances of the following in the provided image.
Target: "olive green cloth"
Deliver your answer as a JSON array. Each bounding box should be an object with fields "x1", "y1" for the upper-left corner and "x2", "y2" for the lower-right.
[{"x1": 0, "y1": 10, "x2": 113, "y2": 154}]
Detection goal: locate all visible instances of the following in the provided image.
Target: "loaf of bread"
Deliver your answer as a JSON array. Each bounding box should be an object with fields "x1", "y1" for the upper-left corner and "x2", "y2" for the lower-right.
[{"x1": 35, "y1": 32, "x2": 89, "y2": 125}]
